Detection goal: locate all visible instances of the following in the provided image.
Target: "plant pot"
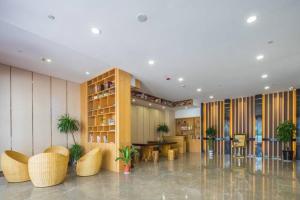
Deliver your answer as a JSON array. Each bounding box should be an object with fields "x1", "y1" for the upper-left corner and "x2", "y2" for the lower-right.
[
  {"x1": 208, "y1": 149, "x2": 214, "y2": 159},
  {"x1": 124, "y1": 164, "x2": 131, "y2": 175},
  {"x1": 282, "y1": 150, "x2": 293, "y2": 161}
]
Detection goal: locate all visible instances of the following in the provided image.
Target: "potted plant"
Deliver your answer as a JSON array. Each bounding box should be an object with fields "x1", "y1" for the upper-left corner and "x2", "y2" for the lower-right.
[
  {"x1": 115, "y1": 146, "x2": 138, "y2": 174},
  {"x1": 57, "y1": 114, "x2": 83, "y2": 164},
  {"x1": 157, "y1": 123, "x2": 169, "y2": 142},
  {"x1": 276, "y1": 121, "x2": 296, "y2": 161},
  {"x1": 206, "y1": 127, "x2": 216, "y2": 159}
]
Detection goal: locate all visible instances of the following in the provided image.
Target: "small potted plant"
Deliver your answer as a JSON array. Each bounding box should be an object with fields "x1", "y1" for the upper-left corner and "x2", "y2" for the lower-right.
[
  {"x1": 115, "y1": 146, "x2": 138, "y2": 174},
  {"x1": 276, "y1": 121, "x2": 296, "y2": 161},
  {"x1": 57, "y1": 114, "x2": 83, "y2": 165},
  {"x1": 206, "y1": 127, "x2": 216, "y2": 159},
  {"x1": 157, "y1": 123, "x2": 169, "y2": 142}
]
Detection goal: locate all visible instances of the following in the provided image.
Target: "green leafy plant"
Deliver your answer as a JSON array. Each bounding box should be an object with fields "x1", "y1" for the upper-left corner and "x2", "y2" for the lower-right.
[
  {"x1": 276, "y1": 121, "x2": 296, "y2": 150},
  {"x1": 206, "y1": 127, "x2": 216, "y2": 150},
  {"x1": 57, "y1": 114, "x2": 80, "y2": 144},
  {"x1": 115, "y1": 146, "x2": 139, "y2": 165},
  {"x1": 157, "y1": 124, "x2": 169, "y2": 133},
  {"x1": 70, "y1": 144, "x2": 83, "y2": 163}
]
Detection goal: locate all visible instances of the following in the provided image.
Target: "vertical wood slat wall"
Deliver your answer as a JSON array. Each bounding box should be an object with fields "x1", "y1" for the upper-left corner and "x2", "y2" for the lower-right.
[
  {"x1": 203, "y1": 101, "x2": 224, "y2": 154},
  {"x1": 201, "y1": 91, "x2": 297, "y2": 158},
  {"x1": 262, "y1": 91, "x2": 296, "y2": 159}
]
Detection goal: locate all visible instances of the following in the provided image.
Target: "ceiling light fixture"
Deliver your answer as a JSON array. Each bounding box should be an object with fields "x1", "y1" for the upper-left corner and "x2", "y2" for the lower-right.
[
  {"x1": 197, "y1": 88, "x2": 202, "y2": 92},
  {"x1": 148, "y1": 60, "x2": 155, "y2": 65},
  {"x1": 256, "y1": 54, "x2": 264, "y2": 61},
  {"x1": 209, "y1": 95, "x2": 214, "y2": 99},
  {"x1": 261, "y1": 74, "x2": 268, "y2": 79},
  {"x1": 91, "y1": 27, "x2": 100, "y2": 35},
  {"x1": 162, "y1": 106, "x2": 165, "y2": 109},
  {"x1": 132, "y1": 99, "x2": 136, "y2": 102},
  {"x1": 178, "y1": 77, "x2": 184, "y2": 82},
  {"x1": 247, "y1": 15, "x2": 257, "y2": 24},
  {"x1": 137, "y1": 13, "x2": 148, "y2": 22},
  {"x1": 42, "y1": 58, "x2": 52, "y2": 63},
  {"x1": 85, "y1": 71, "x2": 90, "y2": 75},
  {"x1": 149, "y1": 103, "x2": 152, "y2": 106},
  {"x1": 264, "y1": 86, "x2": 270, "y2": 90},
  {"x1": 289, "y1": 86, "x2": 294, "y2": 91},
  {"x1": 48, "y1": 15, "x2": 55, "y2": 20}
]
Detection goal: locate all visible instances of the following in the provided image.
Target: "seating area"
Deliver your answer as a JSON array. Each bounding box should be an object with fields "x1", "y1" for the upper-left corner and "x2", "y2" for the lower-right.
[{"x1": 1, "y1": 1, "x2": 300, "y2": 199}]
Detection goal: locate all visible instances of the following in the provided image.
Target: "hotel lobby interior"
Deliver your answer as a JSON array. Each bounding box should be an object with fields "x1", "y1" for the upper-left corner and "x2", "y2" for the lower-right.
[{"x1": 0, "y1": 0, "x2": 300, "y2": 199}]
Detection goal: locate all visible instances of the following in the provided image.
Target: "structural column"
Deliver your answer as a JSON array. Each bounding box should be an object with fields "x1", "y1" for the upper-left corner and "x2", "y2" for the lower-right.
[
  {"x1": 255, "y1": 94, "x2": 263, "y2": 157},
  {"x1": 296, "y1": 89, "x2": 300, "y2": 160},
  {"x1": 224, "y1": 99, "x2": 231, "y2": 154}
]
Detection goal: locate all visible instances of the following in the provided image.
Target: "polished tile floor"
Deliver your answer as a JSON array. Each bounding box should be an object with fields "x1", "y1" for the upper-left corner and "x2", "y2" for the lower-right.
[{"x1": 0, "y1": 153, "x2": 299, "y2": 200}]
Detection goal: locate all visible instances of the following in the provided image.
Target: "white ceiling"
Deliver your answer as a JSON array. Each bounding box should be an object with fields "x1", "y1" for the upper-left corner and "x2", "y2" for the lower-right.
[{"x1": 0, "y1": 0, "x2": 300, "y2": 102}]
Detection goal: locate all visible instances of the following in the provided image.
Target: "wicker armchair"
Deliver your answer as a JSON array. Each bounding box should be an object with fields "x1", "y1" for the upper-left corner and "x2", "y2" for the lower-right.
[
  {"x1": 1, "y1": 150, "x2": 30, "y2": 182},
  {"x1": 28, "y1": 153, "x2": 68, "y2": 187},
  {"x1": 43, "y1": 146, "x2": 70, "y2": 162},
  {"x1": 76, "y1": 147, "x2": 102, "y2": 176}
]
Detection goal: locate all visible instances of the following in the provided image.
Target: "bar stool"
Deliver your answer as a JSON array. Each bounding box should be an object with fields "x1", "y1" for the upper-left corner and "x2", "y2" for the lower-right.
[
  {"x1": 152, "y1": 150, "x2": 159, "y2": 162},
  {"x1": 168, "y1": 149, "x2": 178, "y2": 161}
]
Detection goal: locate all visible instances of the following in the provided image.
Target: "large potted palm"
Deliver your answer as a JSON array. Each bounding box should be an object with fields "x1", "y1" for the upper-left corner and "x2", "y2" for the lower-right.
[
  {"x1": 115, "y1": 146, "x2": 139, "y2": 174},
  {"x1": 206, "y1": 127, "x2": 216, "y2": 159},
  {"x1": 276, "y1": 121, "x2": 296, "y2": 161},
  {"x1": 157, "y1": 124, "x2": 169, "y2": 142},
  {"x1": 57, "y1": 114, "x2": 83, "y2": 165}
]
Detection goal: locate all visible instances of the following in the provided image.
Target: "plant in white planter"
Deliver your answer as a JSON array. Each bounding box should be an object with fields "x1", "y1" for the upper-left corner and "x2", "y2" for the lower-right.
[
  {"x1": 206, "y1": 127, "x2": 216, "y2": 159},
  {"x1": 276, "y1": 121, "x2": 296, "y2": 161}
]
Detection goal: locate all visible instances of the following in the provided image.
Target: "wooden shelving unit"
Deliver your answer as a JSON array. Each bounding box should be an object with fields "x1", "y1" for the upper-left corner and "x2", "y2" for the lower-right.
[
  {"x1": 176, "y1": 117, "x2": 200, "y2": 137},
  {"x1": 81, "y1": 68, "x2": 131, "y2": 172}
]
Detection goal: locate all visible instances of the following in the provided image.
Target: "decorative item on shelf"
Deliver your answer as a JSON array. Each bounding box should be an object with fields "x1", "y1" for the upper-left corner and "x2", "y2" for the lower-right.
[
  {"x1": 157, "y1": 124, "x2": 169, "y2": 142},
  {"x1": 108, "y1": 118, "x2": 115, "y2": 125},
  {"x1": 57, "y1": 114, "x2": 83, "y2": 165},
  {"x1": 103, "y1": 135, "x2": 108, "y2": 143},
  {"x1": 276, "y1": 121, "x2": 296, "y2": 161},
  {"x1": 97, "y1": 135, "x2": 101, "y2": 143},
  {"x1": 115, "y1": 146, "x2": 139, "y2": 174},
  {"x1": 89, "y1": 133, "x2": 93, "y2": 143},
  {"x1": 206, "y1": 127, "x2": 216, "y2": 159}
]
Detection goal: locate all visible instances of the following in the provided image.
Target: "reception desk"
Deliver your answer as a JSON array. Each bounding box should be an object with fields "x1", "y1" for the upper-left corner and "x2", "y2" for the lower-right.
[
  {"x1": 163, "y1": 136, "x2": 186, "y2": 154},
  {"x1": 187, "y1": 139, "x2": 201, "y2": 153}
]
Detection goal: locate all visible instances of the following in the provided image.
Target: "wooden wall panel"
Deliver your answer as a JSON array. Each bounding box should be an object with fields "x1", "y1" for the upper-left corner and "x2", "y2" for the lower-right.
[
  {"x1": 143, "y1": 108, "x2": 150, "y2": 143},
  {"x1": 149, "y1": 108, "x2": 157, "y2": 141},
  {"x1": 11, "y1": 68, "x2": 33, "y2": 156},
  {"x1": 51, "y1": 78, "x2": 67, "y2": 147},
  {"x1": 262, "y1": 91, "x2": 295, "y2": 158},
  {"x1": 67, "y1": 81, "x2": 81, "y2": 147},
  {"x1": 131, "y1": 105, "x2": 138, "y2": 143},
  {"x1": 33, "y1": 73, "x2": 51, "y2": 154},
  {"x1": 231, "y1": 96, "x2": 255, "y2": 156},
  {"x1": 203, "y1": 101, "x2": 224, "y2": 154},
  {"x1": 0, "y1": 64, "x2": 11, "y2": 167},
  {"x1": 136, "y1": 106, "x2": 144, "y2": 143}
]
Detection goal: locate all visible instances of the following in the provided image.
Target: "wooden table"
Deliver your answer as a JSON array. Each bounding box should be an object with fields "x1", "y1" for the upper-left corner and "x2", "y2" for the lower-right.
[{"x1": 133, "y1": 142, "x2": 177, "y2": 161}]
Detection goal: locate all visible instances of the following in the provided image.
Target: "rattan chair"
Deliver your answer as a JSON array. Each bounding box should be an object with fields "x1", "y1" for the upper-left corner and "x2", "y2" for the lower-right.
[
  {"x1": 76, "y1": 147, "x2": 102, "y2": 177},
  {"x1": 28, "y1": 153, "x2": 68, "y2": 187},
  {"x1": 43, "y1": 146, "x2": 70, "y2": 162},
  {"x1": 1, "y1": 150, "x2": 30, "y2": 182}
]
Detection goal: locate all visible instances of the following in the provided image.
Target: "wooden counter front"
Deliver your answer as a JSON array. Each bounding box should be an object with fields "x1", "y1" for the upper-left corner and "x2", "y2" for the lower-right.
[{"x1": 188, "y1": 139, "x2": 201, "y2": 153}]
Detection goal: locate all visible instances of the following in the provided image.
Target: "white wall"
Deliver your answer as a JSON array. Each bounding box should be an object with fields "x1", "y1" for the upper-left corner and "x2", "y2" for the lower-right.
[
  {"x1": 175, "y1": 107, "x2": 201, "y2": 118},
  {"x1": 0, "y1": 64, "x2": 80, "y2": 170},
  {"x1": 131, "y1": 105, "x2": 175, "y2": 143}
]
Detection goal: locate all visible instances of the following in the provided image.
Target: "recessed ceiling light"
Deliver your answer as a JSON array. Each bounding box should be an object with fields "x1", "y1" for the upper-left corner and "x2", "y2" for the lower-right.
[
  {"x1": 91, "y1": 27, "x2": 100, "y2": 35},
  {"x1": 48, "y1": 15, "x2": 55, "y2": 20},
  {"x1": 132, "y1": 99, "x2": 136, "y2": 102},
  {"x1": 261, "y1": 74, "x2": 268, "y2": 79},
  {"x1": 247, "y1": 15, "x2": 257, "y2": 24},
  {"x1": 85, "y1": 71, "x2": 90, "y2": 75},
  {"x1": 42, "y1": 58, "x2": 52, "y2": 63},
  {"x1": 149, "y1": 103, "x2": 152, "y2": 106},
  {"x1": 209, "y1": 95, "x2": 214, "y2": 99},
  {"x1": 256, "y1": 54, "x2": 264, "y2": 61},
  {"x1": 148, "y1": 60, "x2": 155, "y2": 65},
  {"x1": 178, "y1": 77, "x2": 184, "y2": 82},
  {"x1": 197, "y1": 88, "x2": 202, "y2": 92},
  {"x1": 264, "y1": 86, "x2": 270, "y2": 90},
  {"x1": 137, "y1": 13, "x2": 148, "y2": 22}
]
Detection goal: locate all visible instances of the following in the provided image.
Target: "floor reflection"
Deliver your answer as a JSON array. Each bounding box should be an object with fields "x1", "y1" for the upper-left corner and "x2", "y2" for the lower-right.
[{"x1": 0, "y1": 153, "x2": 299, "y2": 200}]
